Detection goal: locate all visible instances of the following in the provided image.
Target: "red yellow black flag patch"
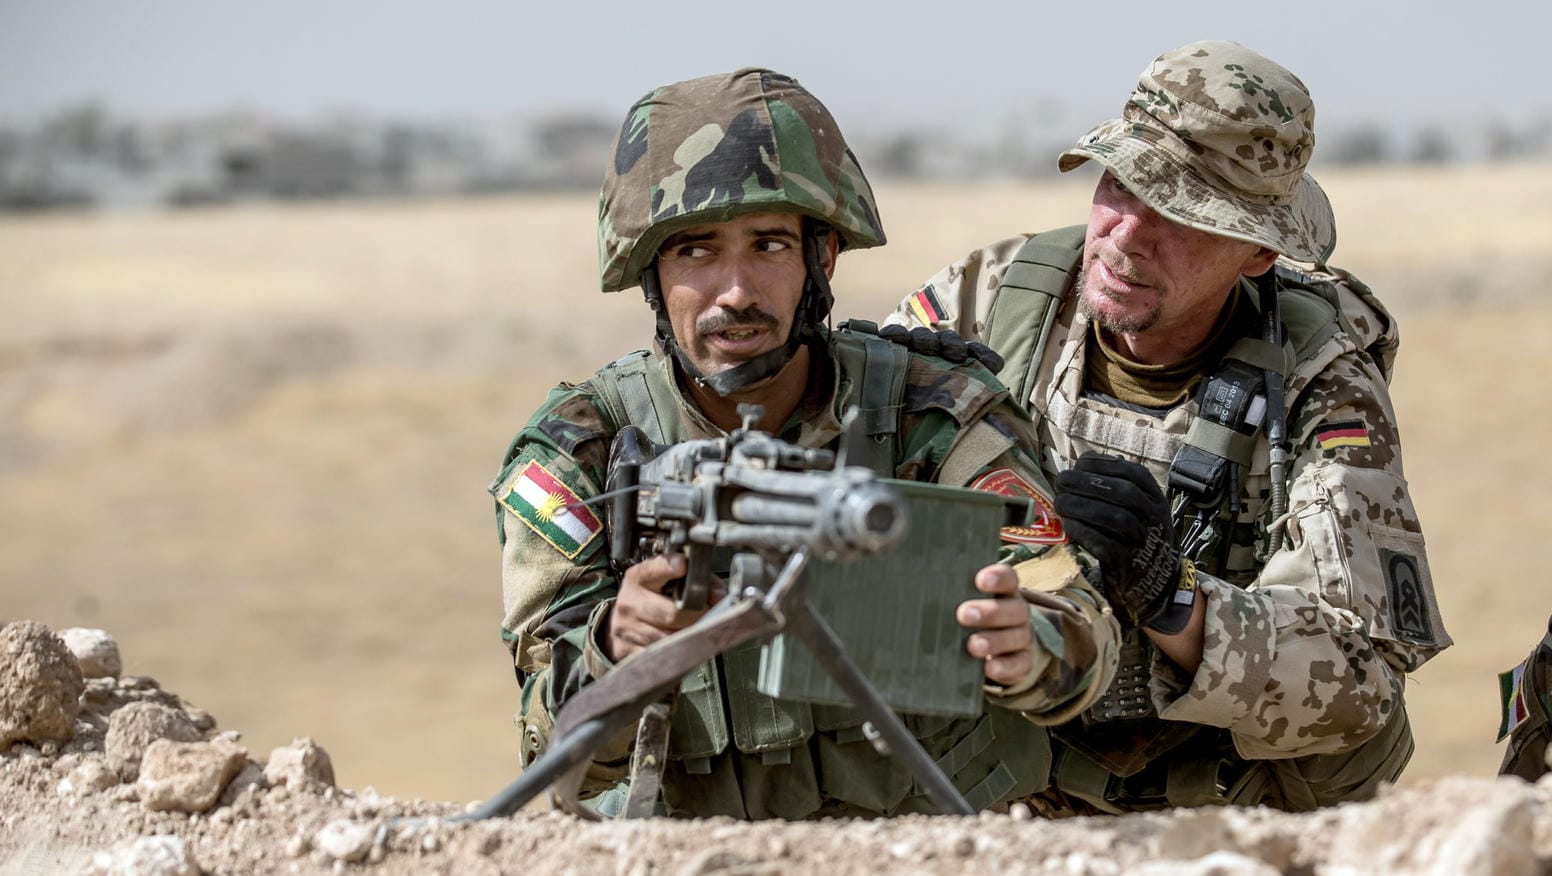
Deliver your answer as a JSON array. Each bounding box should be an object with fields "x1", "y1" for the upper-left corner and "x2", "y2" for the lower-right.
[
  {"x1": 908, "y1": 285, "x2": 946, "y2": 327},
  {"x1": 1316, "y1": 419, "x2": 1371, "y2": 450}
]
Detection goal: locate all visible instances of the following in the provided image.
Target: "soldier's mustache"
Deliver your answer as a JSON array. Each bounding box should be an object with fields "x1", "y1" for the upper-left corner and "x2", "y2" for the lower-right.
[
  {"x1": 697, "y1": 308, "x2": 780, "y2": 335},
  {"x1": 1094, "y1": 250, "x2": 1150, "y2": 286}
]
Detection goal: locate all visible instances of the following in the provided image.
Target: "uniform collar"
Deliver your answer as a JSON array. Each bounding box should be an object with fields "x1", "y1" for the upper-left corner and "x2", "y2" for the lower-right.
[{"x1": 655, "y1": 343, "x2": 842, "y2": 448}]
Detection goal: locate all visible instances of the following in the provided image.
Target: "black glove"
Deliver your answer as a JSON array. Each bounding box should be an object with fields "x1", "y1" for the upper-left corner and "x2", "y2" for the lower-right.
[
  {"x1": 1053, "y1": 453, "x2": 1190, "y2": 633},
  {"x1": 878, "y1": 324, "x2": 1005, "y2": 375}
]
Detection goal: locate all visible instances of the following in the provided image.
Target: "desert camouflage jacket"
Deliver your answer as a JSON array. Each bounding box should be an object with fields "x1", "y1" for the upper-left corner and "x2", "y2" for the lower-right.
[
  {"x1": 490, "y1": 339, "x2": 1121, "y2": 815},
  {"x1": 886, "y1": 234, "x2": 1451, "y2": 761}
]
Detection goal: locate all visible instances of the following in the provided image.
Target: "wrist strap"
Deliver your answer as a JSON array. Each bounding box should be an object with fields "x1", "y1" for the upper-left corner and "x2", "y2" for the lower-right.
[{"x1": 1146, "y1": 559, "x2": 1198, "y2": 635}]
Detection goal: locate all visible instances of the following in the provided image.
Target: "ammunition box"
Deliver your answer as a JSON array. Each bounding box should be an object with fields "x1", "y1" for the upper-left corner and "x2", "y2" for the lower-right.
[{"x1": 757, "y1": 479, "x2": 1029, "y2": 718}]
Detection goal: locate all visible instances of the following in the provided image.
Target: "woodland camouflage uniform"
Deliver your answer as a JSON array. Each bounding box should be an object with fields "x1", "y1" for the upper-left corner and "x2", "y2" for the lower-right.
[
  {"x1": 492, "y1": 69, "x2": 1120, "y2": 820},
  {"x1": 885, "y1": 42, "x2": 1450, "y2": 812},
  {"x1": 1498, "y1": 614, "x2": 1552, "y2": 782}
]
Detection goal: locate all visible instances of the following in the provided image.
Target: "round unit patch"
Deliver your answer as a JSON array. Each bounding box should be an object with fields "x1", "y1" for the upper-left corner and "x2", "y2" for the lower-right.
[{"x1": 969, "y1": 467, "x2": 1067, "y2": 545}]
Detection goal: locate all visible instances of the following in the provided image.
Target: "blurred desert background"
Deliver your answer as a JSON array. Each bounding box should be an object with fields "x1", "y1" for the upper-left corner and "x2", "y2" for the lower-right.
[{"x1": 1, "y1": 164, "x2": 1549, "y2": 804}]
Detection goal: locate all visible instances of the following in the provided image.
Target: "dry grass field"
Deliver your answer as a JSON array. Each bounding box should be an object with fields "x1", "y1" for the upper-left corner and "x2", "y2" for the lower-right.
[{"x1": 1, "y1": 164, "x2": 1548, "y2": 805}]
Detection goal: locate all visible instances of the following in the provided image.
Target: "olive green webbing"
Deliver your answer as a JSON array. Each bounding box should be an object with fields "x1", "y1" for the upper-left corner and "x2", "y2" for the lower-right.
[{"x1": 982, "y1": 225, "x2": 1086, "y2": 405}]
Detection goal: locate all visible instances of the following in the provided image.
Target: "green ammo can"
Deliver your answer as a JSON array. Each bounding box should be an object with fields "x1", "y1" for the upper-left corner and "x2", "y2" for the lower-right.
[{"x1": 757, "y1": 479, "x2": 1031, "y2": 719}]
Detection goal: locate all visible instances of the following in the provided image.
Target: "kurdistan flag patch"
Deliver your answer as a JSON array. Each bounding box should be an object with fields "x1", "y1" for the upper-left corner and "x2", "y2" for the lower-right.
[
  {"x1": 1498, "y1": 658, "x2": 1532, "y2": 742},
  {"x1": 501, "y1": 460, "x2": 602, "y2": 559}
]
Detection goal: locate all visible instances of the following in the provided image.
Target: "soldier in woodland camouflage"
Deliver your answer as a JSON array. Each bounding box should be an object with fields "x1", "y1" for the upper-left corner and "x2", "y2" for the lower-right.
[
  {"x1": 1498, "y1": 614, "x2": 1552, "y2": 782},
  {"x1": 492, "y1": 69, "x2": 1120, "y2": 819},
  {"x1": 885, "y1": 41, "x2": 1450, "y2": 813}
]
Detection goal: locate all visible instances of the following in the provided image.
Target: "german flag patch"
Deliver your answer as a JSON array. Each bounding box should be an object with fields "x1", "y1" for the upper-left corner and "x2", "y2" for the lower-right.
[
  {"x1": 969, "y1": 467, "x2": 1067, "y2": 545},
  {"x1": 908, "y1": 285, "x2": 946, "y2": 327},
  {"x1": 1316, "y1": 419, "x2": 1371, "y2": 450},
  {"x1": 501, "y1": 460, "x2": 603, "y2": 559}
]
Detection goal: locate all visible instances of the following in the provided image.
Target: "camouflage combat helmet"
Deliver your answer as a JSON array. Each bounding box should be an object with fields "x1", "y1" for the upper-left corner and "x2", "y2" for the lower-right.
[
  {"x1": 596, "y1": 68, "x2": 886, "y2": 396},
  {"x1": 1059, "y1": 40, "x2": 1337, "y2": 265},
  {"x1": 597, "y1": 67, "x2": 885, "y2": 294}
]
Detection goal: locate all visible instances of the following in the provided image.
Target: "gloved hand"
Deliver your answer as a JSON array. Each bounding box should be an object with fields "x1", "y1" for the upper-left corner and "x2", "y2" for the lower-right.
[
  {"x1": 1053, "y1": 453, "x2": 1189, "y2": 633},
  {"x1": 878, "y1": 324, "x2": 1005, "y2": 375}
]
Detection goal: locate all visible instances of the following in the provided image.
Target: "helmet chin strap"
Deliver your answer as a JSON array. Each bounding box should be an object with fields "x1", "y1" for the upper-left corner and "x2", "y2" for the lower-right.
[{"x1": 641, "y1": 220, "x2": 834, "y2": 398}]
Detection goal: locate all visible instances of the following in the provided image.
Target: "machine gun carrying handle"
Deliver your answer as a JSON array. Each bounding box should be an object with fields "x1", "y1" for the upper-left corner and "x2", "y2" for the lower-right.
[
  {"x1": 676, "y1": 547, "x2": 714, "y2": 612},
  {"x1": 607, "y1": 425, "x2": 715, "y2": 611},
  {"x1": 608, "y1": 426, "x2": 653, "y2": 567}
]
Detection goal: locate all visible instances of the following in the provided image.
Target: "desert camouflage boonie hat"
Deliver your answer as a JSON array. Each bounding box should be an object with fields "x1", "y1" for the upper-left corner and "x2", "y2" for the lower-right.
[
  {"x1": 597, "y1": 67, "x2": 886, "y2": 293},
  {"x1": 1060, "y1": 40, "x2": 1336, "y2": 264}
]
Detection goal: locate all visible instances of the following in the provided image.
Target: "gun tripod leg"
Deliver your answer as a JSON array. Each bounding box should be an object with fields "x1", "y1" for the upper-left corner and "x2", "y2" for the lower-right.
[
  {"x1": 622, "y1": 701, "x2": 672, "y2": 817},
  {"x1": 452, "y1": 710, "x2": 637, "y2": 821},
  {"x1": 787, "y1": 601, "x2": 975, "y2": 816}
]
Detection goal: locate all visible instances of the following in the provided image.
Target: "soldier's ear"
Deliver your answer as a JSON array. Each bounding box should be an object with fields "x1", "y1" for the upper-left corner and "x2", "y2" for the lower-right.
[
  {"x1": 821, "y1": 230, "x2": 840, "y2": 280},
  {"x1": 1241, "y1": 246, "x2": 1279, "y2": 278}
]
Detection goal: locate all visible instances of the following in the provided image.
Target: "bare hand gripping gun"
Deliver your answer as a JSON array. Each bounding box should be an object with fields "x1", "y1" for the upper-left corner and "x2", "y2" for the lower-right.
[{"x1": 459, "y1": 406, "x2": 1026, "y2": 820}]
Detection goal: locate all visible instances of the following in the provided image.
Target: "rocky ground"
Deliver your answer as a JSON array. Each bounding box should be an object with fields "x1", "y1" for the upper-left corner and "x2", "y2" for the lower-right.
[{"x1": 2, "y1": 621, "x2": 1551, "y2": 876}]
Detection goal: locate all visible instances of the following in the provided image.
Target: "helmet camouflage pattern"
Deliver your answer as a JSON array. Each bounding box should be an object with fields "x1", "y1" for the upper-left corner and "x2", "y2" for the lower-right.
[{"x1": 597, "y1": 68, "x2": 886, "y2": 293}]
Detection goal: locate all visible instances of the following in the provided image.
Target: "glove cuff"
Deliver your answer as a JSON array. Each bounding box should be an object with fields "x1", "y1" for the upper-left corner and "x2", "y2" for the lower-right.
[{"x1": 1144, "y1": 559, "x2": 1198, "y2": 635}]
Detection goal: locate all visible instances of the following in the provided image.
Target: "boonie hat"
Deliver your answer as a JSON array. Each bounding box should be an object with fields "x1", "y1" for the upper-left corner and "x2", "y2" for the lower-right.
[{"x1": 1059, "y1": 40, "x2": 1336, "y2": 264}]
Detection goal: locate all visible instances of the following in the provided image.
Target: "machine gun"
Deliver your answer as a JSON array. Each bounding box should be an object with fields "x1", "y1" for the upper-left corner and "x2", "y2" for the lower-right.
[
  {"x1": 607, "y1": 409, "x2": 906, "y2": 611},
  {"x1": 459, "y1": 406, "x2": 1028, "y2": 821}
]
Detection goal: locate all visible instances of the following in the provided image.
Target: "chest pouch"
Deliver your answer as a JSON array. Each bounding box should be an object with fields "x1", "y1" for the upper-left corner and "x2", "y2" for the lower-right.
[{"x1": 1168, "y1": 350, "x2": 1273, "y2": 576}]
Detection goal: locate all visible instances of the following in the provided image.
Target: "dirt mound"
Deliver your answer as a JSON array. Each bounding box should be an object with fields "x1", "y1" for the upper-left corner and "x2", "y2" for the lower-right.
[{"x1": 2, "y1": 620, "x2": 1549, "y2": 876}]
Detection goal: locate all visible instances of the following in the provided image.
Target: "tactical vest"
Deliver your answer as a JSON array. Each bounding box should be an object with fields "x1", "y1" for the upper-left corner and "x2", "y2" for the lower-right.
[
  {"x1": 585, "y1": 327, "x2": 1052, "y2": 818},
  {"x1": 982, "y1": 227, "x2": 1412, "y2": 811}
]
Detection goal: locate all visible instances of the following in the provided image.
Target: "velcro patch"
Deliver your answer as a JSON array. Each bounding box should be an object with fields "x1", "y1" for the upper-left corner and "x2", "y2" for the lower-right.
[
  {"x1": 1316, "y1": 419, "x2": 1370, "y2": 450},
  {"x1": 1381, "y1": 548, "x2": 1434, "y2": 644},
  {"x1": 969, "y1": 467, "x2": 1066, "y2": 545},
  {"x1": 501, "y1": 460, "x2": 602, "y2": 559},
  {"x1": 1499, "y1": 659, "x2": 1531, "y2": 742},
  {"x1": 908, "y1": 285, "x2": 946, "y2": 327}
]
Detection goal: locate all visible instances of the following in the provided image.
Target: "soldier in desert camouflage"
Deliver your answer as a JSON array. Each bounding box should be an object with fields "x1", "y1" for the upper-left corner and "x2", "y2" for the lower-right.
[
  {"x1": 490, "y1": 68, "x2": 1120, "y2": 819},
  {"x1": 885, "y1": 41, "x2": 1450, "y2": 812}
]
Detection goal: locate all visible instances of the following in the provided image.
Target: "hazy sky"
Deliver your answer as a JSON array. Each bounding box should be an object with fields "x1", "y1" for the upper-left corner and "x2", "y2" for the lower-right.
[{"x1": 1, "y1": 0, "x2": 1543, "y2": 138}]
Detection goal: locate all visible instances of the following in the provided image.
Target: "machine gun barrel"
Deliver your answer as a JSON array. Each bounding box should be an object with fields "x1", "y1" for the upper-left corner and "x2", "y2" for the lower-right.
[{"x1": 725, "y1": 478, "x2": 903, "y2": 558}]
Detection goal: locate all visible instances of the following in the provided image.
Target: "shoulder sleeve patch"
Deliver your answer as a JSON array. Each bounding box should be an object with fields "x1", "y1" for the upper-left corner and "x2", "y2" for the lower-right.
[
  {"x1": 500, "y1": 458, "x2": 604, "y2": 559},
  {"x1": 970, "y1": 467, "x2": 1066, "y2": 545},
  {"x1": 1315, "y1": 419, "x2": 1370, "y2": 451},
  {"x1": 1498, "y1": 658, "x2": 1532, "y2": 742},
  {"x1": 1380, "y1": 547, "x2": 1433, "y2": 644},
  {"x1": 907, "y1": 285, "x2": 949, "y2": 328}
]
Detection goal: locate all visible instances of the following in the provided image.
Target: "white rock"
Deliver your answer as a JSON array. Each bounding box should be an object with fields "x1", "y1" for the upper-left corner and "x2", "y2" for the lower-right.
[
  {"x1": 265, "y1": 737, "x2": 336, "y2": 793},
  {"x1": 1131, "y1": 851, "x2": 1277, "y2": 876},
  {"x1": 105, "y1": 702, "x2": 201, "y2": 781},
  {"x1": 137, "y1": 739, "x2": 247, "y2": 813},
  {"x1": 86, "y1": 835, "x2": 200, "y2": 876},
  {"x1": 59, "y1": 627, "x2": 122, "y2": 679},
  {"x1": 315, "y1": 818, "x2": 374, "y2": 863}
]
